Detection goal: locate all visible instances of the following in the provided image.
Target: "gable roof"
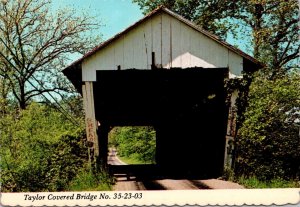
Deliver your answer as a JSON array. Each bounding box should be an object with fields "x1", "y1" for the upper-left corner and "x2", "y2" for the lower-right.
[{"x1": 64, "y1": 6, "x2": 263, "y2": 72}]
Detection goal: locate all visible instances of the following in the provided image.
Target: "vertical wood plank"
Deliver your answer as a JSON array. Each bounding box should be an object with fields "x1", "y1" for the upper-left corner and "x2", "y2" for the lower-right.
[
  {"x1": 143, "y1": 20, "x2": 152, "y2": 69},
  {"x1": 101, "y1": 45, "x2": 115, "y2": 70},
  {"x1": 82, "y1": 82, "x2": 99, "y2": 157},
  {"x1": 180, "y1": 22, "x2": 191, "y2": 68},
  {"x1": 170, "y1": 17, "x2": 181, "y2": 67},
  {"x1": 228, "y1": 51, "x2": 243, "y2": 77},
  {"x1": 123, "y1": 33, "x2": 134, "y2": 69},
  {"x1": 82, "y1": 60, "x2": 97, "y2": 81},
  {"x1": 190, "y1": 27, "x2": 200, "y2": 67},
  {"x1": 133, "y1": 26, "x2": 148, "y2": 69},
  {"x1": 152, "y1": 14, "x2": 162, "y2": 66},
  {"x1": 114, "y1": 37, "x2": 124, "y2": 70},
  {"x1": 161, "y1": 13, "x2": 171, "y2": 68}
]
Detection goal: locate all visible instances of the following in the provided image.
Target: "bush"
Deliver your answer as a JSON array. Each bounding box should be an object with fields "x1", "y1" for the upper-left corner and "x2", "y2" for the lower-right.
[
  {"x1": 237, "y1": 176, "x2": 300, "y2": 188},
  {"x1": 235, "y1": 73, "x2": 300, "y2": 180},
  {"x1": 0, "y1": 103, "x2": 88, "y2": 192}
]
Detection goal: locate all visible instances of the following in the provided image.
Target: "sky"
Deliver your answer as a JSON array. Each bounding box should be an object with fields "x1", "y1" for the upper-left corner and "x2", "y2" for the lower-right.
[{"x1": 51, "y1": 0, "x2": 143, "y2": 41}]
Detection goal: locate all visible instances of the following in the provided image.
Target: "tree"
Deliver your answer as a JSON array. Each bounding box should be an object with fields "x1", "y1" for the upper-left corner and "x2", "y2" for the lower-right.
[
  {"x1": 133, "y1": 0, "x2": 299, "y2": 78},
  {"x1": 235, "y1": 72, "x2": 300, "y2": 180},
  {"x1": 0, "y1": 76, "x2": 10, "y2": 113},
  {"x1": 132, "y1": 0, "x2": 236, "y2": 39},
  {"x1": 230, "y1": 0, "x2": 299, "y2": 78},
  {"x1": 0, "y1": 0, "x2": 100, "y2": 109}
]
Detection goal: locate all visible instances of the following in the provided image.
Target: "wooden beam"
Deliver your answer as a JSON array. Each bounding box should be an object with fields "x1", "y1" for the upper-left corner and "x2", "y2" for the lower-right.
[{"x1": 82, "y1": 82, "x2": 99, "y2": 160}]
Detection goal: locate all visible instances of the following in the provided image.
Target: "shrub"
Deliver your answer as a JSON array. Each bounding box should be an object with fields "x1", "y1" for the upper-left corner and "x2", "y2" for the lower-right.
[
  {"x1": 0, "y1": 103, "x2": 88, "y2": 192},
  {"x1": 235, "y1": 73, "x2": 300, "y2": 180},
  {"x1": 237, "y1": 176, "x2": 300, "y2": 188},
  {"x1": 67, "y1": 167, "x2": 114, "y2": 191}
]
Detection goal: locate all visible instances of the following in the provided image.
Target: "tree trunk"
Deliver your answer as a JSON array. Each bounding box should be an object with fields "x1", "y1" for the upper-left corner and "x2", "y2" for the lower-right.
[
  {"x1": 19, "y1": 82, "x2": 26, "y2": 110},
  {"x1": 253, "y1": 4, "x2": 264, "y2": 59}
]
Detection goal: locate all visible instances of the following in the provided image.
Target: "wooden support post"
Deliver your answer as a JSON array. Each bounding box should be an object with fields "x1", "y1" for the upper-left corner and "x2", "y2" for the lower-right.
[
  {"x1": 151, "y1": 52, "x2": 157, "y2": 70},
  {"x1": 82, "y1": 82, "x2": 99, "y2": 168},
  {"x1": 224, "y1": 90, "x2": 238, "y2": 168},
  {"x1": 97, "y1": 124, "x2": 110, "y2": 169}
]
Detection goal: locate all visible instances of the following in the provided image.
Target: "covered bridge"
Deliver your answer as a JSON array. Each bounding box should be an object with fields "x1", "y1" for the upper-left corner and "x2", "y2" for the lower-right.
[{"x1": 63, "y1": 6, "x2": 262, "y2": 178}]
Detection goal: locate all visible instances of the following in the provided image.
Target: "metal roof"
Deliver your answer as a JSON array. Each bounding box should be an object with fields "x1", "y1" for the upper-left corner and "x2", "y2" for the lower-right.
[{"x1": 64, "y1": 6, "x2": 263, "y2": 71}]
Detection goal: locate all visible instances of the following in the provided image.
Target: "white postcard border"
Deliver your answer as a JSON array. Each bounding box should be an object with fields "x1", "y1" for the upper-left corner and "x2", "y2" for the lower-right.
[{"x1": 1, "y1": 189, "x2": 300, "y2": 206}]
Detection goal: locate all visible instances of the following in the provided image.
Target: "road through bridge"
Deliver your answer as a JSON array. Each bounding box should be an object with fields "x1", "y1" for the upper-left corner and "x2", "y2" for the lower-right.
[{"x1": 107, "y1": 149, "x2": 244, "y2": 190}]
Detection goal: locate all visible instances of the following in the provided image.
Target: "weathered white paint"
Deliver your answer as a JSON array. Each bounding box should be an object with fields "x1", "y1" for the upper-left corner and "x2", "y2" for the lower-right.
[
  {"x1": 228, "y1": 51, "x2": 243, "y2": 78},
  {"x1": 82, "y1": 82, "x2": 99, "y2": 156},
  {"x1": 82, "y1": 12, "x2": 243, "y2": 81},
  {"x1": 161, "y1": 13, "x2": 171, "y2": 68}
]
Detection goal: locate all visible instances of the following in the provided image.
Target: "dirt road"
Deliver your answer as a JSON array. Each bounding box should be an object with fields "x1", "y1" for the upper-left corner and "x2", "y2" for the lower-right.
[{"x1": 108, "y1": 149, "x2": 244, "y2": 191}]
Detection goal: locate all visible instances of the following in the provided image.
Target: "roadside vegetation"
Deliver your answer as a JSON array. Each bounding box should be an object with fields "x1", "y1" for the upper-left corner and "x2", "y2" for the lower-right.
[
  {"x1": 0, "y1": 102, "x2": 113, "y2": 192},
  {"x1": 108, "y1": 126, "x2": 156, "y2": 164},
  {"x1": 223, "y1": 166, "x2": 300, "y2": 189},
  {"x1": 237, "y1": 177, "x2": 300, "y2": 189},
  {"x1": 67, "y1": 168, "x2": 114, "y2": 191},
  {"x1": 235, "y1": 73, "x2": 300, "y2": 183},
  {"x1": 226, "y1": 72, "x2": 300, "y2": 188}
]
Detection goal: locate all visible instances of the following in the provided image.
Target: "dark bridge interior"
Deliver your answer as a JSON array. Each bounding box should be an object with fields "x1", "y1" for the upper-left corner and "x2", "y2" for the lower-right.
[{"x1": 93, "y1": 67, "x2": 228, "y2": 179}]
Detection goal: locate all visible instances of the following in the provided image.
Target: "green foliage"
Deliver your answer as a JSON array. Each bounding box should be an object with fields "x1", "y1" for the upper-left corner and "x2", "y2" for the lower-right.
[
  {"x1": 235, "y1": 72, "x2": 300, "y2": 180},
  {"x1": 132, "y1": 0, "x2": 236, "y2": 38},
  {"x1": 67, "y1": 168, "x2": 114, "y2": 191},
  {"x1": 0, "y1": 102, "x2": 88, "y2": 192},
  {"x1": 237, "y1": 176, "x2": 300, "y2": 189},
  {"x1": 223, "y1": 165, "x2": 300, "y2": 188},
  {"x1": 225, "y1": 71, "x2": 254, "y2": 127},
  {"x1": 109, "y1": 126, "x2": 156, "y2": 164}
]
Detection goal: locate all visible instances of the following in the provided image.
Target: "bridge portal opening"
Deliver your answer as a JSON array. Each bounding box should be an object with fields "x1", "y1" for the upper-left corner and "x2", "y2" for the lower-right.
[
  {"x1": 93, "y1": 68, "x2": 228, "y2": 179},
  {"x1": 108, "y1": 126, "x2": 156, "y2": 165}
]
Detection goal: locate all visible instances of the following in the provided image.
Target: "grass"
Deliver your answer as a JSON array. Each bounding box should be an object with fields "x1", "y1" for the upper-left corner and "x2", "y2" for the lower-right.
[
  {"x1": 237, "y1": 176, "x2": 300, "y2": 188},
  {"x1": 117, "y1": 155, "x2": 154, "y2": 165},
  {"x1": 222, "y1": 167, "x2": 300, "y2": 188},
  {"x1": 67, "y1": 168, "x2": 114, "y2": 191},
  {"x1": 117, "y1": 155, "x2": 141, "y2": 164}
]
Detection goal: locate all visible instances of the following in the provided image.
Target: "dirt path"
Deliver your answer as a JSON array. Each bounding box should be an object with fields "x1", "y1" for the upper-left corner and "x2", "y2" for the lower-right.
[
  {"x1": 113, "y1": 176, "x2": 146, "y2": 191},
  {"x1": 108, "y1": 149, "x2": 244, "y2": 190},
  {"x1": 113, "y1": 178, "x2": 244, "y2": 191}
]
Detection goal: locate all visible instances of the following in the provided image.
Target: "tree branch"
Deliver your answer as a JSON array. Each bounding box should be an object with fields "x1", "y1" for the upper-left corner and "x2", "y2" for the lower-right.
[{"x1": 24, "y1": 87, "x2": 63, "y2": 102}]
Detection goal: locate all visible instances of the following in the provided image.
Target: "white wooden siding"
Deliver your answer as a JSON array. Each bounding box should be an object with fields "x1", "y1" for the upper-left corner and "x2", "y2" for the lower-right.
[
  {"x1": 228, "y1": 51, "x2": 243, "y2": 78},
  {"x1": 161, "y1": 14, "x2": 171, "y2": 68},
  {"x1": 82, "y1": 13, "x2": 243, "y2": 81}
]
